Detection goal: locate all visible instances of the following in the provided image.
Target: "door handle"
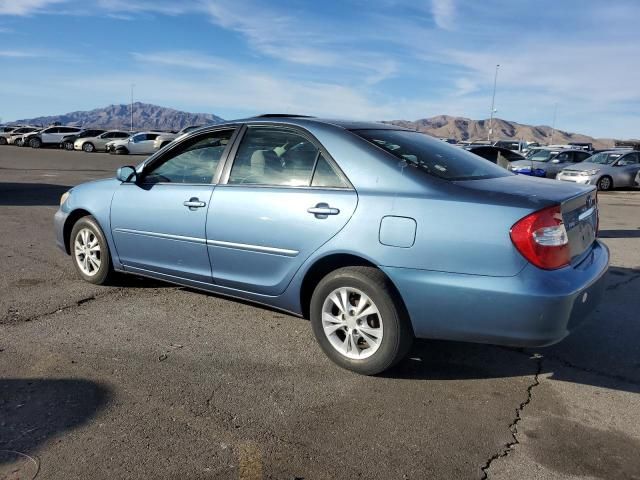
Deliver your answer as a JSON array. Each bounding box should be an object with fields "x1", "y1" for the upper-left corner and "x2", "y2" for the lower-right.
[
  {"x1": 183, "y1": 197, "x2": 206, "y2": 209},
  {"x1": 308, "y1": 203, "x2": 340, "y2": 219}
]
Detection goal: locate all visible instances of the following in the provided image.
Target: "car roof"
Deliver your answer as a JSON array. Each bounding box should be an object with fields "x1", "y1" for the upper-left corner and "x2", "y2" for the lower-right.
[
  {"x1": 598, "y1": 149, "x2": 632, "y2": 154},
  {"x1": 223, "y1": 115, "x2": 409, "y2": 132}
]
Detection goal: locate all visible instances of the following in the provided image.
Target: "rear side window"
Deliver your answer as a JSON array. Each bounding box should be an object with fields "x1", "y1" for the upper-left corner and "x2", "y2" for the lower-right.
[
  {"x1": 354, "y1": 129, "x2": 510, "y2": 181},
  {"x1": 311, "y1": 154, "x2": 348, "y2": 188}
]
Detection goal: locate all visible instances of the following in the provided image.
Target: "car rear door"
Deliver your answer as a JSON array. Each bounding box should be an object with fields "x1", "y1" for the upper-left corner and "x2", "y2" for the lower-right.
[
  {"x1": 206, "y1": 125, "x2": 357, "y2": 295},
  {"x1": 110, "y1": 128, "x2": 237, "y2": 282}
]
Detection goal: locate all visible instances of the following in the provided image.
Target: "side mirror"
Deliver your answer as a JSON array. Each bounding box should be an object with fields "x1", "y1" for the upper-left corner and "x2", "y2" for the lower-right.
[{"x1": 116, "y1": 166, "x2": 137, "y2": 183}]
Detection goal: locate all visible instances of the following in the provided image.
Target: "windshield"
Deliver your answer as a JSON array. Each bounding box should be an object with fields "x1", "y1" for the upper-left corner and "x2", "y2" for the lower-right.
[
  {"x1": 525, "y1": 149, "x2": 559, "y2": 162},
  {"x1": 354, "y1": 129, "x2": 510, "y2": 181},
  {"x1": 588, "y1": 152, "x2": 623, "y2": 165}
]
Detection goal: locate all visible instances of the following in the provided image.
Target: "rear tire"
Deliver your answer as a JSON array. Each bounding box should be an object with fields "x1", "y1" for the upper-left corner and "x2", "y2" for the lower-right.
[
  {"x1": 64, "y1": 142, "x2": 74, "y2": 150},
  {"x1": 597, "y1": 176, "x2": 613, "y2": 191},
  {"x1": 30, "y1": 137, "x2": 42, "y2": 148},
  {"x1": 15, "y1": 139, "x2": 23, "y2": 147},
  {"x1": 310, "y1": 266, "x2": 413, "y2": 375},
  {"x1": 0, "y1": 137, "x2": 7, "y2": 145},
  {"x1": 70, "y1": 216, "x2": 114, "y2": 285},
  {"x1": 82, "y1": 142, "x2": 95, "y2": 153}
]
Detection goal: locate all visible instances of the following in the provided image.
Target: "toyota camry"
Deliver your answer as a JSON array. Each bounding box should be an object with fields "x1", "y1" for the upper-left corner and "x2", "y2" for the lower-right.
[{"x1": 54, "y1": 115, "x2": 609, "y2": 375}]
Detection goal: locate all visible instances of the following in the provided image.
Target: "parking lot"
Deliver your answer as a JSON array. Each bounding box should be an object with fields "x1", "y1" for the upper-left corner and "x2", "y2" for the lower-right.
[{"x1": 1, "y1": 147, "x2": 639, "y2": 479}]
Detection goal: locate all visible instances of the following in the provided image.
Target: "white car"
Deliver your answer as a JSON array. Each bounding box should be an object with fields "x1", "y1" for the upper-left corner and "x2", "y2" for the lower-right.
[
  {"x1": 107, "y1": 131, "x2": 163, "y2": 155},
  {"x1": 2, "y1": 126, "x2": 39, "y2": 145},
  {"x1": 153, "y1": 125, "x2": 204, "y2": 150},
  {"x1": 25, "y1": 126, "x2": 82, "y2": 148},
  {"x1": 74, "y1": 130, "x2": 131, "y2": 152}
]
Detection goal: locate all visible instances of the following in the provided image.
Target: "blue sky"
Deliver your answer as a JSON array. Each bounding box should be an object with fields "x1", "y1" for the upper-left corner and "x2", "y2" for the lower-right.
[{"x1": 0, "y1": 0, "x2": 638, "y2": 138}]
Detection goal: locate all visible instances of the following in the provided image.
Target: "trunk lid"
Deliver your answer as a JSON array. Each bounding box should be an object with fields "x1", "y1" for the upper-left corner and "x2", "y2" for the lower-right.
[
  {"x1": 455, "y1": 174, "x2": 598, "y2": 263},
  {"x1": 561, "y1": 189, "x2": 598, "y2": 263}
]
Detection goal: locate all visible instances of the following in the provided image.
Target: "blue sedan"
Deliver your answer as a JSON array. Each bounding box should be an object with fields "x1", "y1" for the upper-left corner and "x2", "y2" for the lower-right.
[{"x1": 54, "y1": 116, "x2": 609, "y2": 375}]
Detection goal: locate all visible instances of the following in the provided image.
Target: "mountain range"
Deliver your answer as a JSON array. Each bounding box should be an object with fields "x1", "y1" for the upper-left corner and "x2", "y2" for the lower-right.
[
  {"x1": 10, "y1": 104, "x2": 622, "y2": 148},
  {"x1": 387, "y1": 115, "x2": 616, "y2": 149},
  {"x1": 11, "y1": 103, "x2": 224, "y2": 131}
]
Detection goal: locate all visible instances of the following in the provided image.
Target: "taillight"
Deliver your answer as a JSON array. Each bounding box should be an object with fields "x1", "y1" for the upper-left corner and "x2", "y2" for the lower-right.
[{"x1": 510, "y1": 205, "x2": 570, "y2": 270}]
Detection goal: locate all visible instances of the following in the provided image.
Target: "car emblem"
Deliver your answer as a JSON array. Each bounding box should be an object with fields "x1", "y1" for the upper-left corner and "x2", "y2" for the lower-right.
[{"x1": 585, "y1": 195, "x2": 594, "y2": 209}]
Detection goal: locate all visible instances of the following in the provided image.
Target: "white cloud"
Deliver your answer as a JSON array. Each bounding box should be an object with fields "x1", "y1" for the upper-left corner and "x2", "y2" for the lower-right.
[
  {"x1": 0, "y1": 0, "x2": 67, "y2": 16},
  {"x1": 431, "y1": 0, "x2": 455, "y2": 30}
]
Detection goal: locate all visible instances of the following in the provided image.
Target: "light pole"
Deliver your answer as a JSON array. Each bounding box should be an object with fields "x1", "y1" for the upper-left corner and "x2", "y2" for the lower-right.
[
  {"x1": 130, "y1": 83, "x2": 135, "y2": 132},
  {"x1": 550, "y1": 103, "x2": 558, "y2": 145},
  {"x1": 487, "y1": 64, "x2": 500, "y2": 143}
]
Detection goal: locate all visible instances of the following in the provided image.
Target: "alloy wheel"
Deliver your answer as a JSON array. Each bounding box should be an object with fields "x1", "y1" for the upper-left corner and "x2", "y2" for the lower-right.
[
  {"x1": 74, "y1": 228, "x2": 101, "y2": 276},
  {"x1": 321, "y1": 287, "x2": 383, "y2": 360}
]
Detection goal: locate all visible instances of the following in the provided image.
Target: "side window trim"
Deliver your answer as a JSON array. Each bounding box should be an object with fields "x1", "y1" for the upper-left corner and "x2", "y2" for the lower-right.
[
  {"x1": 139, "y1": 126, "x2": 240, "y2": 185},
  {"x1": 218, "y1": 123, "x2": 353, "y2": 190}
]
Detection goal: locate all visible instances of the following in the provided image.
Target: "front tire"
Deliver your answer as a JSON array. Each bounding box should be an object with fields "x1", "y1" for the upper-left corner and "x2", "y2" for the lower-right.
[
  {"x1": 70, "y1": 216, "x2": 114, "y2": 285},
  {"x1": 310, "y1": 266, "x2": 413, "y2": 375},
  {"x1": 15, "y1": 139, "x2": 23, "y2": 147},
  {"x1": 115, "y1": 147, "x2": 129, "y2": 155},
  {"x1": 82, "y1": 142, "x2": 95, "y2": 153},
  {"x1": 0, "y1": 137, "x2": 7, "y2": 145},
  {"x1": 30, "y1": 137, "x2": 42, "y2": 148},
  {"x1": 598, "y1": 176, "x2": 613, "y2": 191}
]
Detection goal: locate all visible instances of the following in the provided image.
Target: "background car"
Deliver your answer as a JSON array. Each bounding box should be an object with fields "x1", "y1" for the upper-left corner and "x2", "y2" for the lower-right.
[
  {"x1": 5, "y1": 126, "x2": 40, "y2": 146},
  {"x1": 557, "y1": 149, "x2": 640, "y2": 190},
  {"x1": 510, "y1": 148, "x2": 592, "y2": 178},
  {"x1": 1, "y1": 126, "x2": 35, "y2": 145},
  {"x1": 74, "y1": 130, "x2": 131, "y2": 152},
  {"x1": 107, "y1": 131, "x2": 163, "y2": 155},
  {"x1": 60, "y1": 128, "x2": 106, "y2": 150},
  {"x1": 466, "y1": 145, "x2": 525, "y2": 169},
  {"x1": 0, "y1": 125, "x2": 21, "y2": 143},
  {"x1": 54, "y1": 116, "x2": 608, "y2": 375},
  {"x1": 153, "y1": 125, "x2": 203, "y2": 150},
  {"x1": 25, "y1": 126, "x2": 82, "y2": 148}
]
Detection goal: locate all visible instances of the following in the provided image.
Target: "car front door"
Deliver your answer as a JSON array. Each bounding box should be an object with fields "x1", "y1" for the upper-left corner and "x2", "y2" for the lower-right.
[
  {"x1": 40, "y1": 127, "x2": 58, "y2": 143},
  {"x1": 110, "y1": 128, "x2": 237, "y2": 283},
  {"x1": 612, "y1": 152, "x2": 640, "y2": 187},
  {"x1": 548, "y1": 151, "x2": 571, "y2": 177},
  {"x1": 206, "y1": 125, "x2": 358, "y2": 295}
]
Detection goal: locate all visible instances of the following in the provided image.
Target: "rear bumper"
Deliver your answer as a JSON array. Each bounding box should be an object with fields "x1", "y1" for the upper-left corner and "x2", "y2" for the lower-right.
[{"x1": 383, "y1": 240, "x2": 609, "y2": 347}]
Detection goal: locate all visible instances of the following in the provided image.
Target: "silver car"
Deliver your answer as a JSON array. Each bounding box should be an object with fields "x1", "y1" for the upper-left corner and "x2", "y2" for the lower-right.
[
  {"x1": 557, "y1": 150, "x2": 640, "y2": 191},
  {"x1": 509, "y1": 148, "x2": 592, "y2": 178}
]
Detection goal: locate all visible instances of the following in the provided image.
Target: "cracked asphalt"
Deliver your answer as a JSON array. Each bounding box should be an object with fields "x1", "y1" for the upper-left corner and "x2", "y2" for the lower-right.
[{"x1": 1, "y1": 147, "x2": 639, "y2": 479}]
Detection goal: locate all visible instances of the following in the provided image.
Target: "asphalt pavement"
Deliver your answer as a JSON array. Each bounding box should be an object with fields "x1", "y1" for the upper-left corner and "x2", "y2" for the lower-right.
[{"x1": 1, "y1": 146, "x2": 639, "y2": 479}]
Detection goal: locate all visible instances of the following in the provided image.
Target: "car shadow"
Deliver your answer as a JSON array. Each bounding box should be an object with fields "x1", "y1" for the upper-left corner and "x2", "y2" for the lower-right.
[
  {"x1": 384, "y1": 266, "x2": 640, "y2": 394},
  {"x1": 0, "y1": 183, "x2": 72, "y2": 206},
  {"x1": 0, "y1": 378, "x2": 111, "y2": 466},
  {"x1": 598, "y1": 229, "x2": 640, "y2": 238}
]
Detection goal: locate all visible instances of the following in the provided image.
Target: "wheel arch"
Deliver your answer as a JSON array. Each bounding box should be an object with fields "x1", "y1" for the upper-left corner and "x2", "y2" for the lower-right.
[
  {"x1": 299, "y1": 253, "x2": 408, "y2": 321},
  {"x1": 63, "y1": 208, "x2": 93, "y2": 254}
]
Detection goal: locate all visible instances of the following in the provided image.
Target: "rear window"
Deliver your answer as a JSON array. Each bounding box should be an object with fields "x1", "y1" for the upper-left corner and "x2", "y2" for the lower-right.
[{"x1": 353, "y1": 129, "x2": 510, "y2": 181}]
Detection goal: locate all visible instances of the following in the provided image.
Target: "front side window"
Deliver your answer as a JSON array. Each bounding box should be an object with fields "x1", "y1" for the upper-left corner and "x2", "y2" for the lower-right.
[
  {"x1": 228, "y1": 127, "x2": 320, "y2": 186},
  {"x1": 589, "y1": 152, "x2": 623, "y2": 165},
  {"x1": 354, "y1": 129, "x2": 509, "y2": 181},
  {"x1": 142, "y1": 129, "x2": 233, "y2": 184}
]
